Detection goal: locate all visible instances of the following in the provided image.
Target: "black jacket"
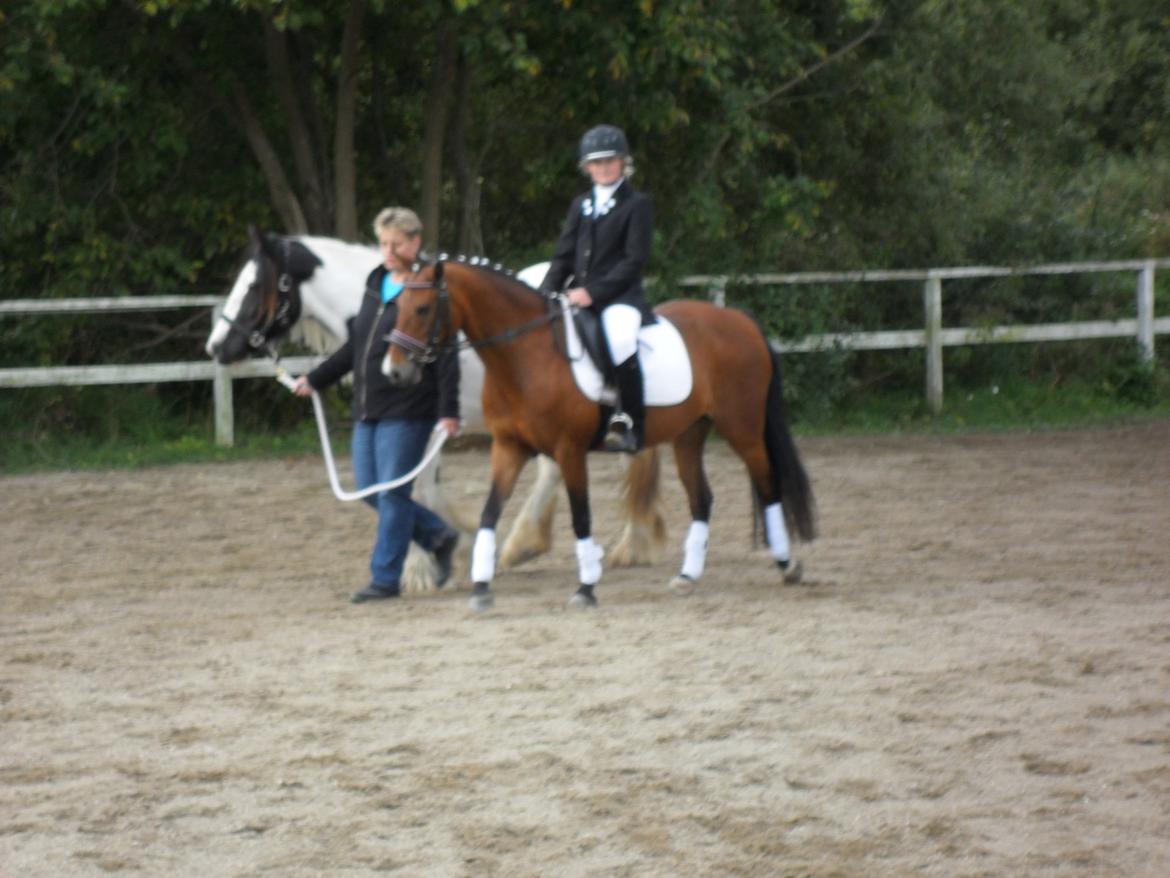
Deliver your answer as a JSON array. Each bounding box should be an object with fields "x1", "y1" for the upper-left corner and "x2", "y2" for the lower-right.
[
  {"x1": 540, "y1": 179, "x2": 655, "y2": 322},
  {"x1": 307, "y1": 265, "x2": 459, "y2": 423}
]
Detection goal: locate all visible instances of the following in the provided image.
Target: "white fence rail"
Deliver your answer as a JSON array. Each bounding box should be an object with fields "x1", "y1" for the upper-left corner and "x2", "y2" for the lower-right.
[
  {"x1": 0, "y1": 297, "x2": 322, "y2": 446},
  {"x1": 677, "y1": 258, "x2": 1169, "y2": 412},
  {"x1": 1, "y1": 258, "x2": 1167, "y2": 445}
]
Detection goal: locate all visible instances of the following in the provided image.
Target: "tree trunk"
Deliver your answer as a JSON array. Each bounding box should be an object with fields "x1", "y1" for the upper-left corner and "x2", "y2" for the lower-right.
[
  {"x1": 421, "y1": 22, "x2": 457, "y2": 252},
  {"x1": 333, "y1": 0, "x2": 367, "y2": 241},
  {"x1": 262, "y1": 15, "x2": 329, "y2": 232},
  {"x1": 230, "y1": 83, "x2": 308, "y2": 234},
  {"x1": 451, "y1": 56, "x2": 483, "y2": 255},
  {"x1": 172, "y1": 39, "x2": 307, "y2": 235}
]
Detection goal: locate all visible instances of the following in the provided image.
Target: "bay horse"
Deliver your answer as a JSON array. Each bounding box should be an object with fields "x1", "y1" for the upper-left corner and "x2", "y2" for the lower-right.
[
  {"x1": 384, "y1": 259, "x2": 816, "y2": 610},
  {"x1": 204, "y1": 229, "x2": 666, "y2": 588}
]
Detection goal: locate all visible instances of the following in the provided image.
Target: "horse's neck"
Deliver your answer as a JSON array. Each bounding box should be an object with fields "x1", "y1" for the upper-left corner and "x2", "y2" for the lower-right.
[
  {"x1": 451, "y1": 268, "x2": 559, "y2": 389},
  {"x1": 453, "y1": 269, "x2": 547, "y2": 346},
  {"x1": 297, "y1": 237, "x2": 380, "y2": 348}
]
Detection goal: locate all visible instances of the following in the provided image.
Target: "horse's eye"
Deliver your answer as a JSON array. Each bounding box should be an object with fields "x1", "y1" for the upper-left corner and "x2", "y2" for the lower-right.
[{"x1": 415, "y1": 305, "x2": 432, "y2": 316}]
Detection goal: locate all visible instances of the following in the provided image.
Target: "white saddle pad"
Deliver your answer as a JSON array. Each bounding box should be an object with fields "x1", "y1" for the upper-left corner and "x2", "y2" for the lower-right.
[{"x1": 560, "y1": 298, "x2": 693, "y2": 407}]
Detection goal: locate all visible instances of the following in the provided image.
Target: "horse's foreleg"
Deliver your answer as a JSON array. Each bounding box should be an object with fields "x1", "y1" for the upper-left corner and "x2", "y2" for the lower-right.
[
  {"x1": 469, "y1": 440, "x2": 532, "y2": 611},
  {"x1": 499, "y1": 454, "x2": 561, "y2": 569},
  {"x1": 668, "y1": 420, "x2": 714, "y2": 596},
  {"x1": 556, "y1": 448, "x2": 602, "y2": 609},
  {"x1": 609, "y1": 447, "x2": 667, "y2": 568}
]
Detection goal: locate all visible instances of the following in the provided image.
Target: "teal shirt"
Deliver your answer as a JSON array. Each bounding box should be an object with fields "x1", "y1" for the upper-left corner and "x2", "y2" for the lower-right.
[{"x1": 381, "y1": 275, "x2": 404, "y2": 303}]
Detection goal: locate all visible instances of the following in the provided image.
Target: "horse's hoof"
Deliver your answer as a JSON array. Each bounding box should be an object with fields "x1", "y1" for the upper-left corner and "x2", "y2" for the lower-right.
[
  {"x1": 780, "y1": 559, "x2": 804, "y2": 585},
  {"x1": 567, "y1": 585, "x2": 598, "y2": 609},
  {"x1": 668, "y1": 574, "x2": 696, "y2": 596},
  {"x1": 469, "y1": 584, "x2": 495, "y2": 612}
]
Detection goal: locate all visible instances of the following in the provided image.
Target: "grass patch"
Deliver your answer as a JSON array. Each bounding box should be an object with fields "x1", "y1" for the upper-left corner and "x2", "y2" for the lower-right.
[
  {"x1": 2, "y1": 375, "x2": 1167, "y2": 475},
  {"x1": 793, "y1": 376, "x2": 1170, "y2": 435}
]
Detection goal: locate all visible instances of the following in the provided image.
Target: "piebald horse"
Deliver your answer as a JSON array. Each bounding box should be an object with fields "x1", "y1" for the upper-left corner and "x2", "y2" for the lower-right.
[
  {"x1": 384, "y1": 259, "x2": 816, "y2": 610},
  {"x1": 204, "y1": 230, "x2": 666, "y2": 588}
]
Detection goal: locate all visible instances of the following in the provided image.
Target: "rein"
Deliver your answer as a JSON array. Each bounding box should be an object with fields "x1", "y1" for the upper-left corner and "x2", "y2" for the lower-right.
[{"x1": 273, "y1": 366, "x2": 447, "y2": 502}]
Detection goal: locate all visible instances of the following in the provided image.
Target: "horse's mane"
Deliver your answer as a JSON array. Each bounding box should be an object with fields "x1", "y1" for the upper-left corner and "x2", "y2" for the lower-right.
[{"x1": 438, "y1": 254, "x2": 546, "y2": 298}]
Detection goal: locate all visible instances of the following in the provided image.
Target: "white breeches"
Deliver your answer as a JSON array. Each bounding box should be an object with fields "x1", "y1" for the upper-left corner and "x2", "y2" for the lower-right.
[{"x1": 601, "y1": 303, "x2": 642, "y2": 365}]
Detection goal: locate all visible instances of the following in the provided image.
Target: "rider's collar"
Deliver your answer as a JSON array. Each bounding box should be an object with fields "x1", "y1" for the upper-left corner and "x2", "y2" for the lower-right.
[{"x1": 583, "y1": 179, "x2": 624, "y2": 218}]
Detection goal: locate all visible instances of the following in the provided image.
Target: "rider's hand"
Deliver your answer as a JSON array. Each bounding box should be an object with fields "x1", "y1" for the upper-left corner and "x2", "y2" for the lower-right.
[
  {"x1": 567, "y1": 287, "x2": 593, "y2": 308},
  {"x1": 438, "y1": 417, "x2": 460, "y2": 438},
  {"x1": 293, "y1": 375, "x2": 314, "y2": 397}
]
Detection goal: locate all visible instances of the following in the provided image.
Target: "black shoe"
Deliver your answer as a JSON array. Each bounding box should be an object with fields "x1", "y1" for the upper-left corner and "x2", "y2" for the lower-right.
[
  {"x1": 605, "y1": 357, "x2": 644, "y2": 454},
  {"x1": 431, "y1": 527, "x2": 459, "y2": 588},
  {"x1": 351, "y1": 582, "x2": 401, "y2": 603},
  {"x1": 603, "y1": 414, "x2": 639, "y2": 453}
]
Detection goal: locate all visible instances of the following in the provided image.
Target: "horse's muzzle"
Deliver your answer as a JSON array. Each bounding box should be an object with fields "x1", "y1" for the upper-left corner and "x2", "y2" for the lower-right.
[{"x1": 382, "y1": 355, "x2": 421, "y2": 387}]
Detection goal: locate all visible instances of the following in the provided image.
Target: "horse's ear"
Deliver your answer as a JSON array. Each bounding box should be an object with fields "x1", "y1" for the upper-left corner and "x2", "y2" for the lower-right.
[
  {"x1": 259, "y1": 232, "x2": 282, "y2": 260},
  {"x1": 248, "y1": 224, "x2": 262, "y2": 250},
  {"x1": 286, "y1": 241, "x2": 323, "y2": 277},
  {"x1": 434, "y1": 259, "x2": 445, "y2": 282}
]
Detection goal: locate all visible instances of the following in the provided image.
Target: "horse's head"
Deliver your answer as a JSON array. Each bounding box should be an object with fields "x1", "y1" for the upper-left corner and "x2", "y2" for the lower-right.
[
  {"x1": 204, "y1": 227, "x2": 323, "y2": 363},
  {"x1": 382, "y1": 259, "x2": 452, "y2": 387},
  {"x1": 382, "y1": 256, "x2": 552, "y2": 386}
]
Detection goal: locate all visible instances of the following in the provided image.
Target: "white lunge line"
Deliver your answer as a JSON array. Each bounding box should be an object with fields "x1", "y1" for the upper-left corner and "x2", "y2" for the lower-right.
[{"x1": 276, "y1": 368, "x2": 447, "y2": 503}]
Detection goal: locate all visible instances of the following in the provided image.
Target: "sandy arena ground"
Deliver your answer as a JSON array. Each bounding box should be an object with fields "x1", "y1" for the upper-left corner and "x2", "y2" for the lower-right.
[{"x1": 2, "y1": 421, "x2": 1169, "y2": 877}]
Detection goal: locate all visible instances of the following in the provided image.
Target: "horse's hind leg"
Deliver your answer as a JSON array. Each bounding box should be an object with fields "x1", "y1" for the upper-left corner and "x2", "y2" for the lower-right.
[
  {"x1": 610, "y1": 447, "x2": 666, "y2": 567},
  {"x1": 499, "y1": 454, "x2": 561, "y2": 569},
  {"x1": 668, "y1": 419, "x2": 714, "y2": 595},
  {"x1": 723, "y1": 431, "x2": 802, "y2": 584}
]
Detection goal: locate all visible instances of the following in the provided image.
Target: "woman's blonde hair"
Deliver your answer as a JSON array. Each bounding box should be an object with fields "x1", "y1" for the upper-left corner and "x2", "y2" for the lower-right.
[{"x1": 373, "y1": 207, "x2": 423, "y2": 238}]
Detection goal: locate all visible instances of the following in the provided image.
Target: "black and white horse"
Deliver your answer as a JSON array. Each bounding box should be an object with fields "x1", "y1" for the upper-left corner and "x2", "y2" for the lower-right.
[{"x1": 205, "y1": 229, "x2": 665, "y2": 590}]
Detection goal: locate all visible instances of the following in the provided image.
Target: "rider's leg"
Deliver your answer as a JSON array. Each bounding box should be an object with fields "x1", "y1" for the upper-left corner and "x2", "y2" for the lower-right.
[{"x1": 601, "y1": 304, "x2": 644, "y2": 453}]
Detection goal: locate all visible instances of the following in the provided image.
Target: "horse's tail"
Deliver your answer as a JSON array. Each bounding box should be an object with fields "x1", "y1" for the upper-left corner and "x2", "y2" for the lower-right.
[
  {"x1": 622, "y1": 447, "x2": 666, "y2": 541},
  {"x1": 760, "y1": 333, "x2": 817, "y2": 542},
  {"x1": 609, "y1": 447, "x2": 667, "y2": 567}
]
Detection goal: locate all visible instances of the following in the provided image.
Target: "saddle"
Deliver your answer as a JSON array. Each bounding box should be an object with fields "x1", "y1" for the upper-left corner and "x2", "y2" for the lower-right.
[
  {"x1": 558, "y1": 298, "x2": 693, "y2": 407},
  {"x1": 571, "y1": 308, "x2": 619, "y2": 383}
]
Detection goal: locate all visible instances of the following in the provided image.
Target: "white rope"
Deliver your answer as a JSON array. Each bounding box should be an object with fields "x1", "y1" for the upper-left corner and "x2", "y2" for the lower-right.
[{"x1": 275, "y1": 367, "x2": 448, "y2": 503}]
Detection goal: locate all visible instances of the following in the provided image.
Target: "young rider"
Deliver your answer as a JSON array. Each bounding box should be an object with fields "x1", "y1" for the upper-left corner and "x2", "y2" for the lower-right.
[{"x1": 540, "y1": 124, "x2": 654, "y2": 453}]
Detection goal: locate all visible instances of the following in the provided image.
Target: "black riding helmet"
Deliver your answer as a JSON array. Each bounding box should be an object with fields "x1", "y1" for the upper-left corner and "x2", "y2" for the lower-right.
[{"x1": 578, "y1": 125, "x2": 629, "y2": 164}]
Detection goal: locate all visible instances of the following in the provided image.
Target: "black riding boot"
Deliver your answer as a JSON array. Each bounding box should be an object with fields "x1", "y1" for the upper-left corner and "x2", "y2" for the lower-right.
[{"x1": 604, "y1": 356, "x2": 645, "y2": 454}]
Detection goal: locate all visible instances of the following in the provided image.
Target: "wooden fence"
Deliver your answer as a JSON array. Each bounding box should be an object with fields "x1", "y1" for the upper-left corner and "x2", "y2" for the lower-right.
[{"x1": 2, "y1": 258, "x2": 1167, "y2": 446}]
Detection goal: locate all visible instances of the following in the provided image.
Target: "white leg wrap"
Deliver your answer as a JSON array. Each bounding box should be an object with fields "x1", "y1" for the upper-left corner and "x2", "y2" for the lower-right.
[
  {"x1": 764, "y1": 502, "x2": 791, "y2": 563},
  {"x1": 680, "y1": 521, "x2": 710, "y2": 581},
  {"x1": 471, "y1": 528, "x2": 497, "y2": 583},
  {"x1": 575, "y1": 537, "x2": 605, "y2": 586}
]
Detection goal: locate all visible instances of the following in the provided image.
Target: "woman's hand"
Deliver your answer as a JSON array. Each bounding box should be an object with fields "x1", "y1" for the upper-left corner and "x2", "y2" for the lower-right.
[
  {"x1": 567, "y1": 287, "x2": 593, "y2": 308},
  {"x1": 438, "y1": 417, "x2": 460, "y2": 438},
  {"x1": 293, "y1": 375, "x2": 314, "y2": 397}
]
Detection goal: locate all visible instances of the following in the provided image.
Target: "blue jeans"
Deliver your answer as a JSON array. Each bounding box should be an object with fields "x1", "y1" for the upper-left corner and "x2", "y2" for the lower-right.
[{"x1": 352, "y1": 418, "x2": 449, "y2": 588}]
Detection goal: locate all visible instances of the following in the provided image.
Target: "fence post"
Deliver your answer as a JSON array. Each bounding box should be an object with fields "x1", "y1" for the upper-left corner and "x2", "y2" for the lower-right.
[
  {"x1": 211, "y1": 304, "x2": 234, "y2": 447},
  {"x1": 924, "y1": 274, "x2": 943, "y2": 413},
  {"x1": 709, "y1": 276, "x2": 727, "y2": 308},
  {"x1": 1136, "y1": 261, "x2": 1155, "y2": 363}
]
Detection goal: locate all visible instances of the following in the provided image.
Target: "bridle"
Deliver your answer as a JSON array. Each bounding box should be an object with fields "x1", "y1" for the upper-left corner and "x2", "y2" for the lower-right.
[
  {"x1": 387, "y1": 269, "x2": 452, "y2": 365},
  {"x1": 388, "y1": 257, "x2": 564, "y2": 365},
  {"x1": 218, "y1": 240, "x2": 305, "y2": 357}
]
